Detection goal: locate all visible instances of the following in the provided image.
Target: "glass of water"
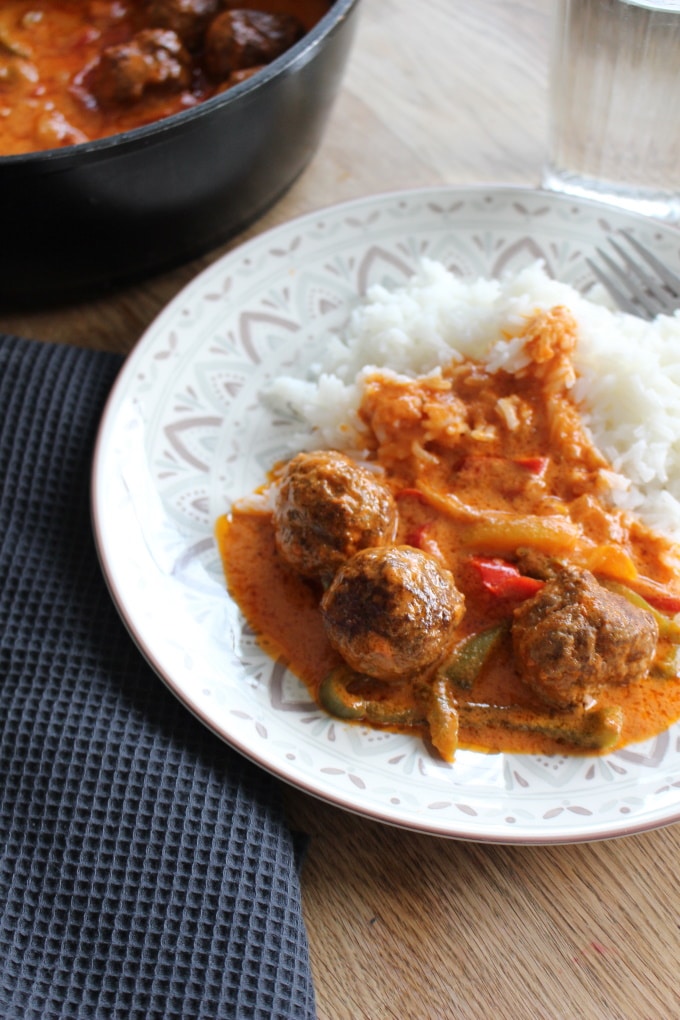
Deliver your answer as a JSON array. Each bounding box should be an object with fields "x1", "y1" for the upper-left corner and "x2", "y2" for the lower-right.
[{"x1": 543, "y1": 0, "x2": 680, "y2": 221}]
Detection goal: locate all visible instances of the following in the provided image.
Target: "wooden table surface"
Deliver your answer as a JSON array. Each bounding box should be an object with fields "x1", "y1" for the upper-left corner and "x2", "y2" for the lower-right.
[{"x1": 5, "y1": 2, "x2": 680, "y2": 1018}]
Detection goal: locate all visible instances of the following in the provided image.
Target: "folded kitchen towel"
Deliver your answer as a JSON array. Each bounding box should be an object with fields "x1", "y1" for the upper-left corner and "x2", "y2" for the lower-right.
[{"x1": 0, "y1": 334, "x2": 316, "y2": 1020}]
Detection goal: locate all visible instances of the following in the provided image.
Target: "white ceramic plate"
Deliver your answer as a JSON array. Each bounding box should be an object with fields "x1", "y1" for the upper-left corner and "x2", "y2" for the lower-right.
[{"x1": 93, "y1": 185, "x2": 680, "y2": 844}]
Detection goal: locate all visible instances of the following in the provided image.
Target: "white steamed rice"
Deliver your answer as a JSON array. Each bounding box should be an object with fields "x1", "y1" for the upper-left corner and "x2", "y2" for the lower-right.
[{"x1": 266, "y1": 259, "x2": 680, "y2": 541}]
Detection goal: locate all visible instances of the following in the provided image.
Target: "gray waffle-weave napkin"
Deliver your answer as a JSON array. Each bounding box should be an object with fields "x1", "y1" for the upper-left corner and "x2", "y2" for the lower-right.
[{"x1": 0, "y1": 334, "x2": 316, "y2": 1020}]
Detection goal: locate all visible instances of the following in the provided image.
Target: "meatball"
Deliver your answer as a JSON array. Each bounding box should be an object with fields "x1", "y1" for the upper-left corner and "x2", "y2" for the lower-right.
[
  {"x1": 204, "y1": 9, "x2": 304, "y2": 80},
  {"x1": 321, "y1": 545, "x2": 466, "y2": 682},
  {"x1": 87, "y1": 29, "x2": 191, "y2": 107},
  {"x1": 512, "y1": 564, "x2": 658, "y2": 708},
  {"x1": 273, "y1": 450, "x2": 398, "y2": 582},
  {"x1": 147, "y1": 0, "x2": 220, "y2": 51}
]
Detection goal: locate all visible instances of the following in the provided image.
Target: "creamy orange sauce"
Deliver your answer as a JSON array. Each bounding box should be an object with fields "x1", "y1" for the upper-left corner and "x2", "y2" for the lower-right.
[
  {"x1": 0, "y1": 0, "x2": 330, "y2": 154},
  {"x1": 217, "y1": 307, "x2": 680, "y2": 758}
]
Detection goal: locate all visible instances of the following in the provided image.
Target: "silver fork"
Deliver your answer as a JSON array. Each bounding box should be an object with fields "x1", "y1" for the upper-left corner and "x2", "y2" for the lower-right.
[{"x1": 586, "y1": 230, "x2": 680, "y2": 319}]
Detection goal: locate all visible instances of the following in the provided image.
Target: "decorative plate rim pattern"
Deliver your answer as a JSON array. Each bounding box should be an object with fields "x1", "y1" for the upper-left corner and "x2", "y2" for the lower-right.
[{"x1": 92, "y1": 184, "x2": 680, "y2": 844}]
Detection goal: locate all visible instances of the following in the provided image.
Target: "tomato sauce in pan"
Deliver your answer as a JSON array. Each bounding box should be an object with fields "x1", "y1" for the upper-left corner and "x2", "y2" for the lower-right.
[{"x1": 0, "y1": 0, "x2": 331, "y2": 154}]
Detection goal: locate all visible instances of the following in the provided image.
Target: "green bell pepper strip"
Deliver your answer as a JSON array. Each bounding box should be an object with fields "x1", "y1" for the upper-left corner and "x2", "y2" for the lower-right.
[
  {"x1": 424, "y1": 675, "x2": 459, "y2": 761},
  {"x1": 651, "y1": 645, "x2": 680, "y2": 680},
  {"x1": 603, "y1": 580, "x2": 680, "y2": 642},
  {"x1": 438, "y1": 623, "x2": 508, "y2": 690},
  {"x1": 318, "y1": 666, "x2": 423, "y2": 726},
  {"x1": 457, "y1": 701, "x2": 624, "y2": 751},
  {"x1": 319, "y1": 664, "x2": 623, "y2": 753},
  {"x1": 318, "y1": 667, "x2": 460, "y2": 760}
]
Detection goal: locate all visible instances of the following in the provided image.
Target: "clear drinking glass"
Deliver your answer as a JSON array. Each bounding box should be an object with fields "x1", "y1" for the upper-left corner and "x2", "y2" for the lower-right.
[{"x1": 543, "y1": 0, "x2": 680, "y2": 221}]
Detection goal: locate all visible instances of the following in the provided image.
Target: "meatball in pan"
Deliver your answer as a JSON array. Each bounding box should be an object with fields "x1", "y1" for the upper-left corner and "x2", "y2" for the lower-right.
[
  {"x1": 204, "y1": 9, "x2": 304, "y2": 79},
  {"x1": 87, "y1": 29, "x2": 191, "y2": 106},
  {"x1": 147, "y1": 0, "x2": 221, "y2": 51}
]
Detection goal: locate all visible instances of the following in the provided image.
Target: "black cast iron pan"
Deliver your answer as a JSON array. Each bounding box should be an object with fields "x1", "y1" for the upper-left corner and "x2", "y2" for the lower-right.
[{"x1": 2, "y1": 0, "x2": 361, "y2": 306}]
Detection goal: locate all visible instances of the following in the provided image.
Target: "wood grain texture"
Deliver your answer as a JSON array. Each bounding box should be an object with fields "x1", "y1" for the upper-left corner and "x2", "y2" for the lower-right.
[
  {"x1": 4, "y1": 2, "x2": 680, "y2": 1017},
  {"x1": 284, "y1": 788, "x2": 680, "y2": 1020}
]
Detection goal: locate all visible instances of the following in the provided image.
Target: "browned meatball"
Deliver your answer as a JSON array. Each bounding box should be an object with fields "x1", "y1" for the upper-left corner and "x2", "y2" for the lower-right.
[
  {"x1": 273, "y1": 450, "x2": 398, "y2": 582},
  {"x1": 321, "y1": 546, "x2": 466, "y2": 682},
  {"x1": 88, "y1": 29, "x2": 191, "y2": 107},
  {"x1": 204, "y1": 9, "x2": 304, "y2": 80},
  {"x1": 147, "y1": 0, "x2": 220, "y2": 51},
  {"x1": 512, "y1": 565, "x2": 658, "y2": 708}
]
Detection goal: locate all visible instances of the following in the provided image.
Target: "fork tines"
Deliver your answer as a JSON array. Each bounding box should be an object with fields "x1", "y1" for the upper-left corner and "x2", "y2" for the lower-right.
[{"x1": 586, "y1": 229, "x2": 680, "y2": 319}]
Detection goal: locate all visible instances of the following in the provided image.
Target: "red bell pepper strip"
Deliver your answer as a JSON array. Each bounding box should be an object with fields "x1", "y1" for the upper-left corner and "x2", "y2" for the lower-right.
[
  {"x1": 514, "y1": 456, "x2": 549, "y2": 476},
  {"x1": 644, "y1": 591, "x2": 680, "y2": 614},
  {"x1": 405, "y1": 523, "x2": 444, "y2": 561},
  {"x1": 396, "y1": 487, "x2": 429, "y2": 503},
  {"x1": 470, "y1": 556, "x2": 545, "y2": 600},
  {"x1": 405, "y1": 523, "x2": 430, "y2": 548},
  {"x1": 627, "y1": 580, "x2": 680, "y2": 616}
]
